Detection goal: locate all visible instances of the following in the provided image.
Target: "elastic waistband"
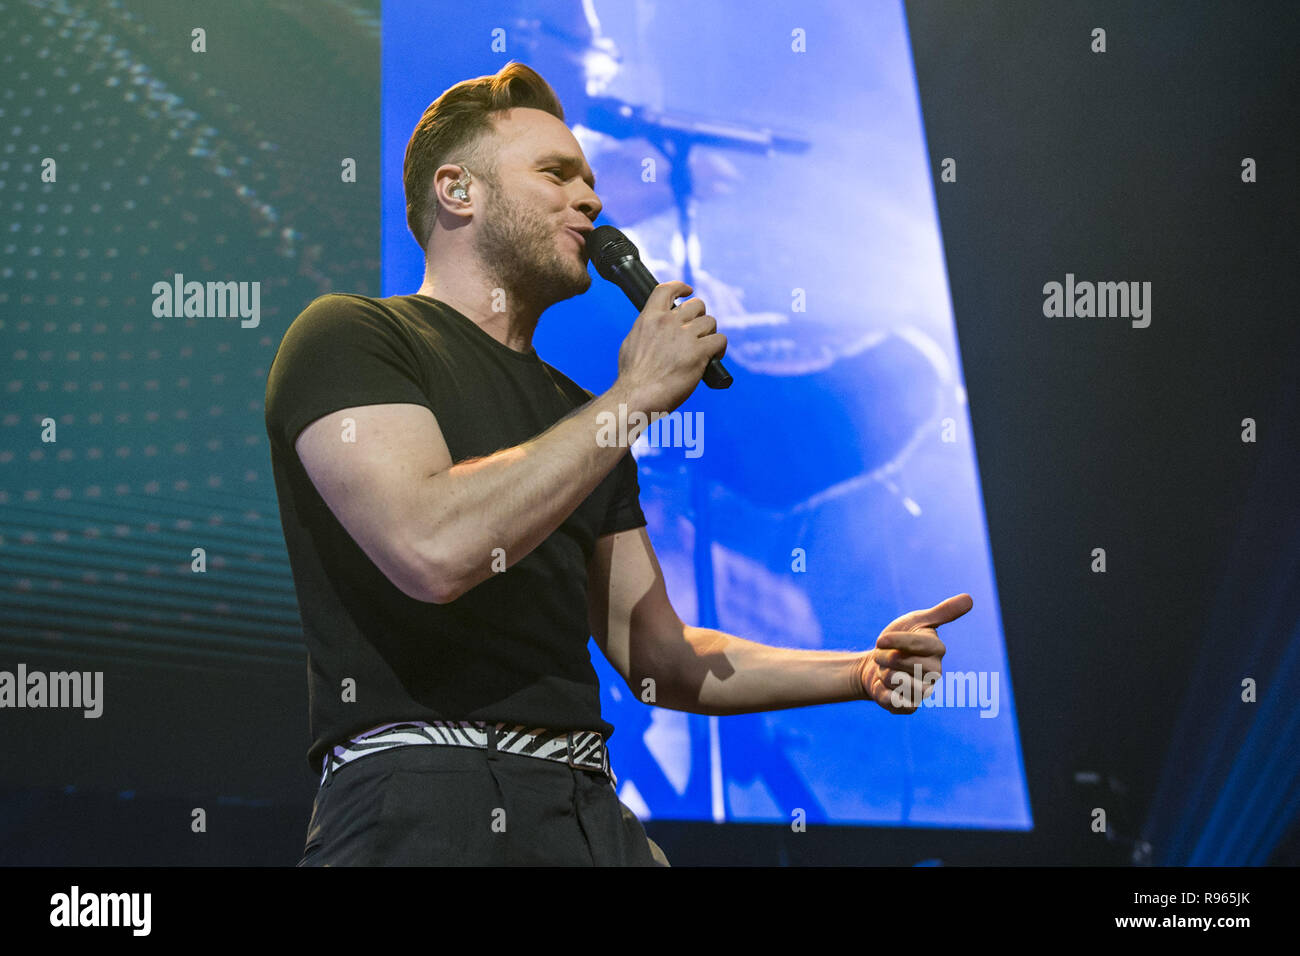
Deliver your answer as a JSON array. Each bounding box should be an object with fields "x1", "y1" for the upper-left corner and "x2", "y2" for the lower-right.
[{"x1": 321, "y1": 720, "x2": 617, "y2": 788}]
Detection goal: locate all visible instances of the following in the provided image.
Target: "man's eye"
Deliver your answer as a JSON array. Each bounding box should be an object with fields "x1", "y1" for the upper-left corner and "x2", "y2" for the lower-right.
[{"x1": 545, "y1": 168, "x2": 564, "y2": 178}]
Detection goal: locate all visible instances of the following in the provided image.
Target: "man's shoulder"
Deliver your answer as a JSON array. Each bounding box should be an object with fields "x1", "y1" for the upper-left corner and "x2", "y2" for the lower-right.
[
  {"x1": 265, "y1": 293, "x2": 440, "y2": 445},
  {"x1": 292, "y1": 291, "x2": 407, "y2": 323},
  {"x1": 279, "y1": 293, "x2": 442, "y2": 348},
  {"x1": 270, "y1": 293, "x2": 428, "y2": 384}
]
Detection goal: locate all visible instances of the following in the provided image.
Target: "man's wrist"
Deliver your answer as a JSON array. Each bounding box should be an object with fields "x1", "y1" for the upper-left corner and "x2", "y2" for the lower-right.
[
  {"x1": 849, "y1": 651, "x2": 871, "y2": 702},
  {"x1": 617, "y1": 374, "x2": 668, "y2": 413}
]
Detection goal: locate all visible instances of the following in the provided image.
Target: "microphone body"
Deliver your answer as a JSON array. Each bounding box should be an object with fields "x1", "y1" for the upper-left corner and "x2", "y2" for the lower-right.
[{"x1": 589, "y1": 226, "x2": 733, "y2": 390}]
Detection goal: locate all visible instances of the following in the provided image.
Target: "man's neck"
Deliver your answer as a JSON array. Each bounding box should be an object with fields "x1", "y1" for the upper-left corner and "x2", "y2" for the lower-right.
[{"x1": 415, "y1": 272, "x2": 541, "y2": 354}]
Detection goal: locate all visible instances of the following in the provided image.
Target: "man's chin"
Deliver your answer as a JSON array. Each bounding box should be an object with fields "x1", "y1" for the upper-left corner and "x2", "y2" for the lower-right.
[{"x1": 552, "y1": 269, "x2": 592, "y2": 303}]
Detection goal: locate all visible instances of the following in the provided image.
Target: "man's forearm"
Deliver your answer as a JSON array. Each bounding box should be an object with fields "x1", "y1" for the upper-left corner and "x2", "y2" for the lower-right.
[
  {"x1": 417, "y1": 380, "x2": 648, "y2": 602},
  {"x1": 654, "y1": 626, "x2": 870, "y2": 715}
]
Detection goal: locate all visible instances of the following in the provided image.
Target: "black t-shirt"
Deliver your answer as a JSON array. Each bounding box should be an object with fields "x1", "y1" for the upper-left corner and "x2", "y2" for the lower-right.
[{"x1": 264, "y1": 293, "x2": 646, "y2": 772}]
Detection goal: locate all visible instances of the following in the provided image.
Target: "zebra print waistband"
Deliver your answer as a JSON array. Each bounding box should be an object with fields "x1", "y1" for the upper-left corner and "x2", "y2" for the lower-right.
[{"x1": 322, "y1": 720, "x2": 615, "y2": 787}]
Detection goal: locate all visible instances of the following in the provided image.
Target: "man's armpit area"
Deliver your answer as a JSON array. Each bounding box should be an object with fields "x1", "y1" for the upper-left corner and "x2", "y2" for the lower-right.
[{"x1": 293, "y1": 403, "x2": 455, "y2": 602}]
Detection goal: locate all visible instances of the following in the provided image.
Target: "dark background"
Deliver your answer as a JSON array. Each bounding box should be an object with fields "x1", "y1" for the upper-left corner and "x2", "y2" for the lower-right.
[{"x1": 1, "y1": 0, "x2": 1295, "y2": 865}]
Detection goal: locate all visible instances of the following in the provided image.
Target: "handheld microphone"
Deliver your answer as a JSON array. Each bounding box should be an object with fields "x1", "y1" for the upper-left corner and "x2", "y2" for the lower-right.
[{"x1": 589, "y1": 224, "x2": 733, "y2": 390}]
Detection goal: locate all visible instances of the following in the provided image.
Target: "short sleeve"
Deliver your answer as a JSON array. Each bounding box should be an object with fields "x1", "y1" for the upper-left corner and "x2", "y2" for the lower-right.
[
  {"x1": 600, "y1": 451, "x2": 647, "y2": 536},
  {"x1": 265, "y1": 294, "x2": 434, "y2": 451}
]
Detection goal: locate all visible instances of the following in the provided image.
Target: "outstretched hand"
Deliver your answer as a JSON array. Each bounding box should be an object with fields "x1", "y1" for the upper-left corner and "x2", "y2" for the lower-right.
[{"x1": 859, "y1": 594, "x2": 974, "y2": 714}]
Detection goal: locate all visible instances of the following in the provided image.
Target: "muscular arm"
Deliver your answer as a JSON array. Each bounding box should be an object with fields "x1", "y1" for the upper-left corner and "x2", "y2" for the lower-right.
[
  {"x1": 588, "y1": 527, "x2": 868, "y2": 714},
  {"x1": 671, "y1": 628, "x2": 870, "y2": 715},
  {"x1": 295, "y1": 379, "x2": 651, "y2": 604}
]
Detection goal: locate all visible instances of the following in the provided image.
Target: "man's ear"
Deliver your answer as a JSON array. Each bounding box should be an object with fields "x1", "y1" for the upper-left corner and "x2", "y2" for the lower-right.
[{"x1": 433, "y1": 164, "x2": 474, "y2": 220}]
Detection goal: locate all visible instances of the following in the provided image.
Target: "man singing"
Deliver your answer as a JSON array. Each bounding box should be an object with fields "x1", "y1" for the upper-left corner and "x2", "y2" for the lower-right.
[{"x1": 265, "y1": 61, "x2": 971, "y2": 866}]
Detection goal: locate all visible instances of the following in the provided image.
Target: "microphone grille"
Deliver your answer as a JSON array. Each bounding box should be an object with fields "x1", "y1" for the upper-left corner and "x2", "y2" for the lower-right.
[{"x1": 590, "y1": 224, "x2": 639, "y2": 279}]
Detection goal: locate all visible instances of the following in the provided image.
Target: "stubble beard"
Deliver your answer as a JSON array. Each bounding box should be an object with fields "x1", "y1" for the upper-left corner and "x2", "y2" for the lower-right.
[{"x1": 474, "y1": 189, "x2": 591, "y2": 314}]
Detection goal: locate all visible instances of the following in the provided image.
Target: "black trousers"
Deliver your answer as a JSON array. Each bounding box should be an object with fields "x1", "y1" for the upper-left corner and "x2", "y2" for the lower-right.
[{"x1": 297, "y1": 741, "x2": 670, "y2": 866}]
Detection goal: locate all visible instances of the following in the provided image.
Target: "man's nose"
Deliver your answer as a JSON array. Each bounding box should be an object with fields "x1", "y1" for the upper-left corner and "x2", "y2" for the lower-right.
[{"x1": 576, "y1": 188, "x2": 602, "y2": 220}]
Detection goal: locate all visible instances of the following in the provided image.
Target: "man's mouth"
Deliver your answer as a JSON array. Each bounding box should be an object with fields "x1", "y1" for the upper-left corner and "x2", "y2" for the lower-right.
[{"x1": 565, "y1": 228, "x2": 589, "y2": 259}]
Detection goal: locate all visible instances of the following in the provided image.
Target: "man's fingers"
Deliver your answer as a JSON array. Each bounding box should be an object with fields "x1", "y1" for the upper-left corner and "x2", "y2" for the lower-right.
[
  {"x1": 877, "y1": 695, "x2": 918, "y2": 715},
  {"x1": 684, "y1": 311, "x2": 717, "y2": 337},
  {"x1": 647, "y1": 280, "x2": 694, "y2": 313},
  {"x1": 900, "y1": 593, "x2": 973, "y2": 631},
  {"x1": 877, "y1": 629, "x2": 946, "y2": 656},
  {"x1": 875, "y1": 652, "x2": 943, "y2": 677},
  {"x1": 881, "y1": 670, "x2": 933, "y2": 711},
  {"x1": 672, "y1": 297, "x2": 707, "y2": 321},
  {"x1": 881, "y1": 663, "x2": 940, "y2": 690},
  {"x1": 871, "y1": 599, "x2": 967, "y2": 715}
]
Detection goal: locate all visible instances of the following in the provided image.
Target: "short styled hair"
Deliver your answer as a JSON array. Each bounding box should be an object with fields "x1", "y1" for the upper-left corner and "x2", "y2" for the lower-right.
[{"x1": 403, "y1": 61, "x2": 566, "y2": 252}]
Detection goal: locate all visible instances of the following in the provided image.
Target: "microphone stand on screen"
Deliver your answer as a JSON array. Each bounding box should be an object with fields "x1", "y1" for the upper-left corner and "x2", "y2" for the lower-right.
[{"x1": 585, "y1": 99, "x2": 812, "y2": 822}]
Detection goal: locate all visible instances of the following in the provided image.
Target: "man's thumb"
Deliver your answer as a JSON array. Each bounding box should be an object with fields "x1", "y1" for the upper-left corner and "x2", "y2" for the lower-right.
[{"x1": 906, "y1": 593, "x2": 974, "y2": 630}]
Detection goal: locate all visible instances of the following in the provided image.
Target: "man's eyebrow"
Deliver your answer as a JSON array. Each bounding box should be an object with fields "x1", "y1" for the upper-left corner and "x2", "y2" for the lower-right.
[{"x1": 535, "y1": 152, "x2": 596, "y2": 190}]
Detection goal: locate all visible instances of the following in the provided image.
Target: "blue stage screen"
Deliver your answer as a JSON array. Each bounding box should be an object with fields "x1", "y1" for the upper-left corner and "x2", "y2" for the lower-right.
[{"x1": 383, "y1": 0, "x2": 1031, "y2": 828}]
